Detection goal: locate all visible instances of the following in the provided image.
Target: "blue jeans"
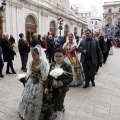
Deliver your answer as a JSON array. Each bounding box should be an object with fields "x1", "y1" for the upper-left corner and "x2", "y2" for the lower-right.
[{"x1": 0, "y1": 55, "x2": 4, "y2": 74}]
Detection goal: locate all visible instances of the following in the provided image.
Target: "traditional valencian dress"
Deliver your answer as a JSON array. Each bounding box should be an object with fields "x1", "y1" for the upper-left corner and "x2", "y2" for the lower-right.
[
  {"x1": 63, "y1": 41, "x2": 84, "y2": 86},
  {"x1": 19, "y1": 59, "x2": 49, "y2": 120}
]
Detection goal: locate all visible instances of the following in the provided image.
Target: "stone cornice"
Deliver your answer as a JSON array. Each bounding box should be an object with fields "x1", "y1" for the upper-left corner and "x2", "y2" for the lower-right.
[
  {"x1": 41, "y1": 12, "x2": 48, "y2": 17},
  {"x1": 6, "y1": 0, "x2": 87, "y2": 26},
  {"x1": 24, "y1": 0, "x2": 87, "y2": 25},
  {"x1": 6, "y1": 0, "x2": 23, "y2": 9},
  {"x1": 103, "y1": 3, "x2": 120, "y2": 7}
]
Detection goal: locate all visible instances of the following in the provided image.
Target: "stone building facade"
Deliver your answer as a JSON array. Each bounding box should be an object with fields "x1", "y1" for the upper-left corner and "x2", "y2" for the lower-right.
[
  {"x1": 91, "y1": 17, "x2": 102, "y2": 33},
  {"x1": 0, "y1": 0, "x2": 87, "y2": 42},
  {"x1": 103, "y1": 1, "x2": 120, "y2": 36}
]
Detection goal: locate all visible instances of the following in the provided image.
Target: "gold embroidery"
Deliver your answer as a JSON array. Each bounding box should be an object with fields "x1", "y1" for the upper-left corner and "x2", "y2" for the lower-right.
[{"x1": 67, "y1": 52, "x2": 80, "y2": 79}]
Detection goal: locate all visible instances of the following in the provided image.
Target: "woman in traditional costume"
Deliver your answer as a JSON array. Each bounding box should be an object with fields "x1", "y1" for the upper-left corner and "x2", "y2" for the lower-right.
[
  {"x1": 63, "y1": 33, "x2": 84, "y2": 86},
  {"x1": 18, "y1": 45, "x2": 52, "y2": 120}
]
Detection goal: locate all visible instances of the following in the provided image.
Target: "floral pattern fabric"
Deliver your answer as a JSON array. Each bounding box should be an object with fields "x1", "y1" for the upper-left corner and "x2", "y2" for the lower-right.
[{"x1": 19, "y1": 65, "x2": 44, "y2": 120}]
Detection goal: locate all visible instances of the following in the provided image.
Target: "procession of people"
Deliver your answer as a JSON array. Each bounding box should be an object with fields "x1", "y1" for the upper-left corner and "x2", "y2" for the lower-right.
[{"x1": 0, "y1": 29, "x2": 114, "y2": 120}]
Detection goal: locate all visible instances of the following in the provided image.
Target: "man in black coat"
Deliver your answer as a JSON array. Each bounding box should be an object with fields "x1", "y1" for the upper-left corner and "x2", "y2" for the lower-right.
[
  {"x1": 103, "y1": 35, "x2": 112, "y2": 63},
  {"x1": 78, "y1": 29, "x2": 103, "y2": 88},
  {"x1": 96, "y1": 35, "x2": 106, "y2": 73},
  {"x1": 18, "y1": 33, "x2": 30, "y2": 72},
  {"x1": 31, "y1": 33, "x2": 39, "y2": 48},
  {"x1": 9, "y1": 35, "x2": 15, "y2": 45},
  {"x1": 47, "y1": 35, "x2": 55, "y2": 63},
  {"x1": 1, "y1": 33, "x2": 16, "y2": 74}
]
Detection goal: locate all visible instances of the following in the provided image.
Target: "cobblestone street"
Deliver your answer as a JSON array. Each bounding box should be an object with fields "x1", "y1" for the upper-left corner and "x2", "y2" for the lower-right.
[{"x1": 0, "y1": 47, "x2": 120, "y2": 120}]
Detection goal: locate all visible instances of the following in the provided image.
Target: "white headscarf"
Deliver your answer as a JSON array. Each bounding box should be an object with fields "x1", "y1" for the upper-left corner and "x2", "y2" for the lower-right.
[
  {"x1": 63, "y1": 34, "x2": 77, "y2": 48},
  {"x1": 27, "y1": 45, "x2": 49, "y2": 80}
]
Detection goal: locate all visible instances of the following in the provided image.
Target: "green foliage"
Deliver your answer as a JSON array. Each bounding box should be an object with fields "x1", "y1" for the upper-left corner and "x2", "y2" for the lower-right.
[
  {"x1": 0, "y1": 13, "x2": 3, "y2": 21},
  {"x1": 58, "y1": 26, "x2": 63, "y2": 30}
]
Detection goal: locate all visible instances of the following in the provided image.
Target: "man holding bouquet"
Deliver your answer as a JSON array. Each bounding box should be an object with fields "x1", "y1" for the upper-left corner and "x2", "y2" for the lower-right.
[{"x1": 45, "y1": 48, "x2": 73, "y2": 120}]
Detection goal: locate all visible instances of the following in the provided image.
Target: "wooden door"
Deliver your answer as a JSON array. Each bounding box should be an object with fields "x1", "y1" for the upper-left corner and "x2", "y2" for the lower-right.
[
  {"x1": 64, "y1": 30, "x2": 68, "y2": 36},
  {"x1": 50, "y1": 28, "x2": 56, "y2": 37},
  {"x1": 26, "y1": 25, "x2": 36, "y2": 39}
]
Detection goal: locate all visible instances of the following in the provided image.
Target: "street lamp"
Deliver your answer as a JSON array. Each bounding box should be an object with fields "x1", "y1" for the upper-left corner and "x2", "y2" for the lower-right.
[
  {"x1": 0, "y1": 1, "x2": 7, "y2": 12},
  {"x1": 92, "y1": 29, "x2": 93, "y2": 37},
  {"x1": 81, "y1": 25, "x2": 84, "y2": 36},
  {"x1": 57, "y1": 17, "x2": 63, "y2": 36}
]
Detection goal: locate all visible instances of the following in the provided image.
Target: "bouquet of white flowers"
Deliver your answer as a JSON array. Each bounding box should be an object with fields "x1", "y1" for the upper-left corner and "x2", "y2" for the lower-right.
[
  {"x1": 49, "y1": 68, "x2": 73, "y2": 88},
  {"x1": 17, "y1": 74, "x2": 27, "y2": 87}
]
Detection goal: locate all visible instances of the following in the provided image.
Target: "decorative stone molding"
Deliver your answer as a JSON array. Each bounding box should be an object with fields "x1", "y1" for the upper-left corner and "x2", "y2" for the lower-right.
[
  {"x1": 9, "y1": 1, "x2": 23, "y2": 9},
  {"x1": 69, "y1": 20, "x2": 73, "y2": 25},
  {"x1": 41, "y1": 12, "x2": 48, "y2": 17}
]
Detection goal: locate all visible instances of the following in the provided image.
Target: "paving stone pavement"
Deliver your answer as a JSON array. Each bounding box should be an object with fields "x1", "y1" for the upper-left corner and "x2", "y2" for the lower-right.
[{"x1": 0, "y1": 47, "x2": 120, "y2": 120}]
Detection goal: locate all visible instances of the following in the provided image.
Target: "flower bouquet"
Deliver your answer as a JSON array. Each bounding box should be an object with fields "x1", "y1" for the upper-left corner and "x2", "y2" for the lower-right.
[
  {"x1": 49, "y1": 68, "x2": 73, "y2": 91},
  {"x1": 17, "y1": 74, "x2": 27, "y2": 87},
  {"x1": 33, "y1": 72, "x2": 46, "y2": 84}
]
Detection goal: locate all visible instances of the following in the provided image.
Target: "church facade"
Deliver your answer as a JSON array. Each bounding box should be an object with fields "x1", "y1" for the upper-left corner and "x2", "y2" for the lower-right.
[{"x1": 1, "y1": 0, "x2": 87, "y2": 42}]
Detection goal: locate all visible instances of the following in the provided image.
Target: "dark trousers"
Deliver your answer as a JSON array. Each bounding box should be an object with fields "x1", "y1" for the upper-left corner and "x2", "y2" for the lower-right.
[
  {"x1": 103, "y1": 50, "x2": 109, "y2": 63},
  {"x1": 96, "y1": 61, "x2": 102, "y2": 73},
  {"x1": 48, "y1": 50, "x2": 54, "y2": 63},
  {"x1": 82, "y1": 60, "x2": 96, "y2": 85},
  {"x1": 7, "y1": 60, "x2": 14, "y2": 72},
  {"x1": 52, "y1": 87, "x2": 66, "y2": 111},
  {"x1": 96, "y1": 63, "x2": 100, "y2": 73},
  {"x1": 20, "y1": 53, "x2": 28, "y2": 70},
  {"x1": 0, "y1": 56, "x2": 4, "y2": 75}
]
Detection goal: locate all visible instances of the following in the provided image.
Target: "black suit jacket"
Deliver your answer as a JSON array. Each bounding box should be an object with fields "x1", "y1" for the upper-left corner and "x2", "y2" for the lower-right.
[
  {"x1": 18, "y1": 39, "x2": 30, "y2": 54},
  {"x1": 47, "y1": 39, "x2": 55, "y2": 51},
  {"x1": 1, "y1": 39, "x2": 14, "y2": 62},
  {"x1": 78, "y1": 38, "x2": 103, "y2": 64},
  {"x1": 106, "y1": 39, "x2": 112, "y2": 51},
  {"x1": 31, "y1": 39, "x2": 39, "y2": 48}
]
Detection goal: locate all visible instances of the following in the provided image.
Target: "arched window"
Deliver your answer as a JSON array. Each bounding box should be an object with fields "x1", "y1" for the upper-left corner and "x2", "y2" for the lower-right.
[
  {"x1": 25, "y1": 15, "x2": 36, "y2": 39},
  {"x1": 108, "y1": 8, "x2": 112, "y2": 13},
  {"x1": 26, "y1": 15, "x2": 36, "y2": 24},
  {"x1": 64, "y1": 25, "x2": 69, "y2": 36},
  {"x1": 50, "y1": 21, "x2": 56, "y2": 36},
  {"x1": 95, "y1": 21, "x2": 97, "y2": 25},
  {"x1": 74, "y1": 27, "x2": 77, "y2": 36},
  {"x1": 50, "y1": 21, "x2": 55, "y2": 28}
]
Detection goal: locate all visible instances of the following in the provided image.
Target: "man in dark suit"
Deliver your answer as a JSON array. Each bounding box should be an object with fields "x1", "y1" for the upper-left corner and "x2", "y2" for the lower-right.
[
  {"x1": 47, "y1": 35, "x2": 55, "y2": 63},
  {"x1": 103, "y1": 35, "x2": 112, "y2": 63},
  {"x1": 18, "y1": 33, "x2": 30, "y2": 72},
  {"x1": 78, "y1": 29, "x2": 103, "y2": 88},
  {"x1": 31, "y1": 33, "x2": 39, "y2": 48}
]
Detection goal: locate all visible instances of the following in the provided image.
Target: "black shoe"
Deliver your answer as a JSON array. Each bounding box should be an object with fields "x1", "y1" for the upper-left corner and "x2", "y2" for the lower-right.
[
  {"x1": 83, "y1": 84, "x2": 89, "y2": 88},
  {"x1": 91, "y1": 81, "x2": 95, "y2": 86},
  {"x1": 6, "y1": 71, "x2": 12, "y2": 74},
  {"x1": 12, "y1": 71, "x2": 16, "y2": 74},
  {"x1": 0, "y1": 74, "x2": 6, "y2": 78}
]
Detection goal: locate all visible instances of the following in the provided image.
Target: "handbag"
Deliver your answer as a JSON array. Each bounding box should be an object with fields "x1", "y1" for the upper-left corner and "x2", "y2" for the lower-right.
[{"x1": 11, "y1": 49, "x2": 16, "y2": 55}]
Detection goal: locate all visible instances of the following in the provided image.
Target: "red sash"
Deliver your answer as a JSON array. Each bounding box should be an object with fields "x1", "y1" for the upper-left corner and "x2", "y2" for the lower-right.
[{"x1": 66, "y1": 47, "x2": 80, "y2": 79}]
